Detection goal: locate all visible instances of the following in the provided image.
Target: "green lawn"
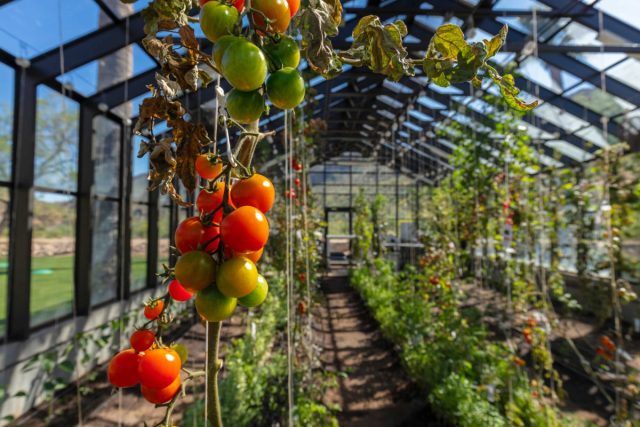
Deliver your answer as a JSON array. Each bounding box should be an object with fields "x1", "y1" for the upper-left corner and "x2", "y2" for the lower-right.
[{"x1": 0, "y1": 255, "x2": 148, "y2": 335}]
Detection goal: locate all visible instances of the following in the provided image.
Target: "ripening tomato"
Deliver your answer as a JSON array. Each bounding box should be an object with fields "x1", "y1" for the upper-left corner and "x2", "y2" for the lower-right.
[
  {"x1": 267, "y1": 67, "x2": 305, "y2": 110},
  {"x1": 108, "y1": 349, "x2": 140, "y2": 388},
  {"x1": 168, "y1": 279, "x2": 194, "y2": 302},
  {"x1": 196, "y1": 286, "x2": 237, "y2": 322},
  {"x1": 200, "y1": 1, "x2": 239, "y2": 42},
  {"x1": 195, "y1": 154, "x2": 224, "y2": 181},
  {"x1": 220, "y1": 206, "x2": 269, "y2": 253},
  {"x1": 144, "y1": 299, "x2": 164, "y2": 320},
  {"x1": 201, "y1": 0, "x2": 244, "y2": 11},
  {"x1": 230, "y1": 174, "x2": 275, "y2": 213},
  {"x1": 174, "y1": 251, "x2": 216, "y2": 292},
  {"x1": 287, "y1": 0, "x2": 300, "y2": 16},
  {"x1": 221, "y1": 40, "x2": 268, "y2": 91},
  {"x1": 138, "y1": 348, "x2": 181, "y2": 389},
  {"x1": 130, "y1": 329, "x2": 156, "y2": 353},
  {"x1": 142, "y1": 375, "x2": 181, "y2": 405},
  {"x1": 291, "y1": 158, "x2": 303, "y2": 171},
  {"x1": 298, "y1": 301, "x2": 306, "y2": 315},
  {"x1": 217, "y1": 256, "x2": 258, "y2": 298},
  {"x1": 213, "y1": 35, "x2": 242, "y2": 69},
  {"x1": 238, "y1": 275, "x2": 269, "y2": 307},
  {"x1": 285, "y1": 189, "x2": 296, "y2": 199},
  {"x1": 252, "y1": 0, "x2": 291, "y2": 33},
  {"x1": 294, "y1": 178, "x2": 301, "y2": 186},
  {"x1": 201, "y1": 225, "x2": 221, "y2": 253}
]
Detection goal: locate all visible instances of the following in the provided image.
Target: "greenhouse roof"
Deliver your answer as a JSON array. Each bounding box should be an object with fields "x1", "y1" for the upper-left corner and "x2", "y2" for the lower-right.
[{"x1": 1, "y1": 0, "x2": 639, "y2": 181}]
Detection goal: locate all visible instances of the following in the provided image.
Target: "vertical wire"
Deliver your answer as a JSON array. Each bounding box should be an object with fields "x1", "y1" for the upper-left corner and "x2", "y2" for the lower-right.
[{"x1": 284, "y1": 110, "x2": 295, "y2": 426}]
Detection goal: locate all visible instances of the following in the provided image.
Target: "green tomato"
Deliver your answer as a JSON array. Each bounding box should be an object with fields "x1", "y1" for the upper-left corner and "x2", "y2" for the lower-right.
[
  {"x1": 221, "y1": 40, "x2": 268, "y2": 91},
  {"x1": 226, "y1": 89, "x2": 265, "y2": 124},
  {"x1": 171, "y1": 343, "x2": 189, "y2": 364},
  {"x1": 238, "y1": 275, "x2": 269, "y2": 307},
  {"x1": 266, "y1": 67, "x2": 305, "y2": 110},
  {"x1": 196, "y1": 286, "x2": 237, "y2": 322},
  {"x1": 263, "y1": 35, "x2": 300, "y2": 69},
  {"x1": 212, "y1": 35, "x2": 242, "y2": 69},
  {"x1": 200, "y1": 2, "x2": 239, "y2": 43}
]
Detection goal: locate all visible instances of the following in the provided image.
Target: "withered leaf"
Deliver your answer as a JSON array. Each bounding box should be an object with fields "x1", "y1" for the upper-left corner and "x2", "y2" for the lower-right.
[{"x1": 295, "y1": 0, "x2": 343, "y2": 78}]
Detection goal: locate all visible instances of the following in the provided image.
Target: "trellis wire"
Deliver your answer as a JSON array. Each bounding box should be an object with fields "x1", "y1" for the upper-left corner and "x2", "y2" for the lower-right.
[{"x1": 284, "y1": 109, "x2": 295, "y2": 426}]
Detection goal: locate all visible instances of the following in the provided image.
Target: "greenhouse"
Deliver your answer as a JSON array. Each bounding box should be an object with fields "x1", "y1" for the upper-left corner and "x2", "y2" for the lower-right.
[{"x1": 0, "y1": 0, "x2": 638, "y2": 426}]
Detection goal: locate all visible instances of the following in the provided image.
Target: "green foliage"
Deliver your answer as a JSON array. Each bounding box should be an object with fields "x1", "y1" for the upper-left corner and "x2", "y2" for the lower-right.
[{"x1": 352, "y1": 189, "x2": 373, "y2": 263}]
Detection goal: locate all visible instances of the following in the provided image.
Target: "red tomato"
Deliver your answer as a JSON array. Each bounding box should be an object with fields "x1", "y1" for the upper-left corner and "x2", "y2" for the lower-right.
[
  {"x1": 287, "y1": 0, "x2": 300, "y2": 16},
  {"x1": 221, "y1": 206, "x2": 269, "y2": 253},
  {"x1": 144, "y1": 300, "x2": 164, "y2": 320},
  {"x1": 138, "y1": 348, "x2": 181, "y2": 389},
  {"x1": 230, "y1": 174, "x2": 275, "y2": 213},
  {"x1": 294, "y1": 177, "x2": 301, "y2": 186},
  {"x1": 195, "y1": 154, "x2": 224, "y2": 180},
  {"x1": 197, "y1": 183, "x2": 233, "y2": 222},
  {"x1": 297, "y1": 301, "x2": 306, "y2": 314},
  {"x1": 108, "y1": 349, "x2": 140, "y2": 388},
  {"x1": 168, "y1": 279, "x2": 194, "y2": 302},
  {"x1": 130, "y1": 329, "x2": 156, "y2": 353},
  {"x1": 142, "y1": 375, "x2": 181, "y2": 405},
  {"x1": 285, "y1": 189, "x2": 296, "y2": 199},
  {"x1": 176, "y1": 217, "x2": 205, "y2": 254}
]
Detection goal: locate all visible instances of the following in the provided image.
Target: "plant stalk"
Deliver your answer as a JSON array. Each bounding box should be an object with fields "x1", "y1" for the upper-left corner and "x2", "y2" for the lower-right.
[{"x1": 206, "y1": 321, "x2": 223, "y2": 427}]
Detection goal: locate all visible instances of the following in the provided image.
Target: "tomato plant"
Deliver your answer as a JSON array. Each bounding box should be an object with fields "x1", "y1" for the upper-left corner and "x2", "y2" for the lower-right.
[
  {"x1": 174, "y1": 250, "x2": 217, "y2": 292},
  {"x1": 266, "y1": 67, "x2": 305, "y2": 110},
  {"x1": 238, "y1": 274, "x2": 269, "y2": 307},
  {"x1": 108, "y1": 349, "x2": 140, "y2": 388},
  {"x1": 200, "y1": 1, "x2": 239, "y2": 42},
  {"x1": 138, "y1": 348, "x2": 182, "y2": 389},
  {"x1": 220, "y1": 206, "x2": 270, "y2": 252},
  {"x1": 130, "y1": 329, "x2": 156, "y2": 353},
  {"x1": 141, "y1": 375, "x2": 182, "y2": 405},
  {"x1": 230, "y1": 174, "x2": 275, "y2": 213},
  {"x1": 168, "y1": 279, "x2": 193, "y2": 301},
  {"x1": 144, "y1": 299, "x2": 164, "y2": 320},
  {"x1": 221, "y1": 39, "x2": 268, "y2": 91},
  {"x1": 252, "y1": 0, "x2": 291, "y2": 33},
  {"x1": 195, "y1": 154, "x2": 224, "y2": 181},
  {"x1": 195, "y1": 286, "x2": 238, "y2": 322},
  {"x1": 217, "y1": 256, "x2": 258, "y2": 298}
]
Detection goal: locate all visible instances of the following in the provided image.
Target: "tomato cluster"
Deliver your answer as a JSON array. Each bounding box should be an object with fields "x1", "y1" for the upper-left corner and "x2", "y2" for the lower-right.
[
  {"x1": 200, "y1": 0, "x2": 305, "y2": 124},
  {"x1": 108, "y1": 327, "x2": 186, "y2": 405}
]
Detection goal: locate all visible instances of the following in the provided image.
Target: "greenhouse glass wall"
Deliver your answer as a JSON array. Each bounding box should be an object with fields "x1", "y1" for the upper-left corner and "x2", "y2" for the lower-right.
[{"x1": 0, "y1": 0, "x2": 638, "y2": 426}]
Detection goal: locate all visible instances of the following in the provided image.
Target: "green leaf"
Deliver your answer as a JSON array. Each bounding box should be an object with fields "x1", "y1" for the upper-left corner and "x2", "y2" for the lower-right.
[
  {"x1": 59, "y1": 360, "x2": 75, "y2": 373},
  {"x1": 340, "y1": 16, "x2": 414, "y2": 81},
  {"x1": 295, "y1": 0, "x2": 344, "y2": 78},
  {"x1": 485, "y1": 66, "x2": 539, "y2": 112},
  {"x1": 428, "y1": 24, "x2": 467, "y2": 59},
  {"x1": 484, "y1": 25, "x2": 508, "y2": 59},
  {"x1": 13, "y1": 391, "x2": 28, "y2": 398}
]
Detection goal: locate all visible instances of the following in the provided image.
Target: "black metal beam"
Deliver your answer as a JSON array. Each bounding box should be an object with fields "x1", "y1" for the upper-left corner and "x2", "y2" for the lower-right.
[
  {"x1": 74, "y1": 105, "x2": 96, "y2": 316},
  {"x1": 342, "y1": 6, "x2": 594, "y2": 18},
  {"x1": 7, "y1": 70, "x2": 37, "y2": 340},
  {"x1": 29, "y1": 12, "x2": 145, "y2": 83}
]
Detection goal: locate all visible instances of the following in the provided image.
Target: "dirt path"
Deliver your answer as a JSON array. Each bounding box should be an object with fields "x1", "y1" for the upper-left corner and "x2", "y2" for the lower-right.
[{"x1": 318, "y1": 270, "x2": 443, "y2": 427}]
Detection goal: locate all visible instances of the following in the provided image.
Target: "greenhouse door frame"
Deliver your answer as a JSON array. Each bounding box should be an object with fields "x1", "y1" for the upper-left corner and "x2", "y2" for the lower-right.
[{"x1": 324, "y1": 207, "x2": 355, "y2": 267}]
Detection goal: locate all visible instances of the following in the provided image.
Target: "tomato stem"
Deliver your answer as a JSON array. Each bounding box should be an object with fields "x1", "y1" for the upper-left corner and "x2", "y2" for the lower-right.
[{"x1": 206, "y1": 321, "x2": 224, "y2": 427}]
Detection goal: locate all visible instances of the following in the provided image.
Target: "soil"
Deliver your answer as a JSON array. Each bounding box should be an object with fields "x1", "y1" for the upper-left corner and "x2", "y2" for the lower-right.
[{"x1": 318, "y1": 269, "x2": 446, "y2": 427}]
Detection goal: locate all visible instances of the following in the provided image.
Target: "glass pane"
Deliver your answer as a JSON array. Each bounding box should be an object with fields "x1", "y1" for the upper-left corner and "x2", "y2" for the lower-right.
[
  {"x1": 130, "y1": 203, "x2": 147, "y2": 292},
  {"x1": 158, "y1": 207, "x2": 171, "y2": 275},
  {"x1": 0, "y1": 187, "x2": 9, "y2": 338},
  {"x1": 132, "y1": 136, "x2": 149, "y2": 203},
  {"x1": 0, "y1": 62, "x2": 13, "y2": 182},
  {"x1": 93, "y1": 115, "x2": 121, "y2": 197},
  {"x1": 328, "y1": 212, "x2": 350, "y2": 235},
  {"x1": 30, "y1": 192, "x2": 76, "y2": 327},
  {"x1": 91, "y1": 200, "x2": 119, "y2": 306},
  {"x1": 58, "y1": 45, "x2": 156, "y2": 97},
  {"x1": 35, "y1": 86, "x2": 79, "y2": 192},
  {"x1": 0, "y1": 0, "x2": 107, "y2": 57}
]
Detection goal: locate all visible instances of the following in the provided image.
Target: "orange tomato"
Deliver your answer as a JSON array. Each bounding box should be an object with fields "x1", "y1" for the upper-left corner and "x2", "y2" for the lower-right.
[
  {"x1": 220, "y1": 206, "x2": 269, "y2": 253},
  {"x1": 141, "y1": 375, "x2": 181, "y2": 404},
  {"x1": 144, "y1": 299, "x2": 164, "y2": 320},
  {"x1": 108, "y1": 349, "x2": 140, "y2": 388},
  {"x1": 287, "y1": 0, "x2": 300, "y2": 16},
  {"x1": 252, "y1": 0, "x2": 291, "y2": 33},
  {"x1": 195, "y1": 154, "x2": 224, "y2": 180},
  {"x1": 138, "y1": 348, "x2": 181, "y2": 389},
  {"x1": 230, "y1": 174, "x2": 275, "y2": 213}
]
